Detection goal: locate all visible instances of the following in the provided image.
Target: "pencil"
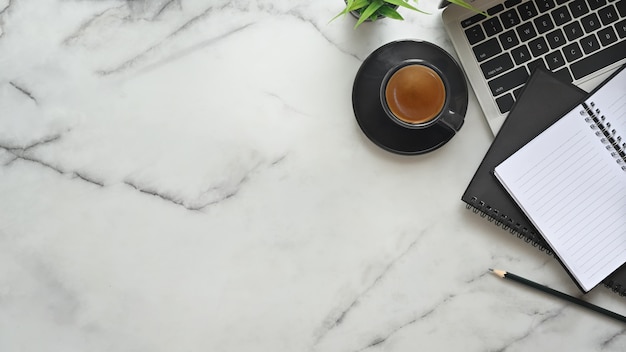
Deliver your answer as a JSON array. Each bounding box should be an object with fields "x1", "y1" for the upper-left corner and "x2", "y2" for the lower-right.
[{"x1": 489, "y1": 269, "x2": 626, "y2": 324}]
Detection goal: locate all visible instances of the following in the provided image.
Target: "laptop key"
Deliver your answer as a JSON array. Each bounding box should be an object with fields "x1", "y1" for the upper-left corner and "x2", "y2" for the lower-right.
[
  {"x1": 598, "y1": 27, "x2": 619, "y2": 45},
  {"x1": 536, "y1": 0, "x2": 556, "y2": 12},
  {"x1": 564, "y1": 21, "x2": 585, "y2": 40},
  {"x1": 518, "y1": 1, "x2": 539, "y2": 20},
  {"x1": 511, "y1": 44, "x2": 533, "y2": 64},
  {"x1": 569, "y1": 0, "x2": 590, "y2": 17},
  {"x1": 501, "y1": 8, "x2": 522, "y2": 28},
  {"x1": 587, "y1": 0, "x2": 607, "y2": 10},
  {"x1": 581, "y1": 13, "x2": 602, "y2": 32},
  {"x1": 528, "y1": 58, "x2": 547, "y2": 72},
  {"x1": 545, "y1": 50, "x2": 566, "y2": 69},
  {"x1": 580, "y1": 33, "x2": 601, "y2": 53},
  {"x1": 535, "y1": 13, "x2": 555, "y2": 34},
  {"x1": 529, "y1": 36, "x2": 550, "y2": 55},
  {"x1": 465, "y1": 25, "x2": 486, "y2": 44},
  {"x1": 546, "y1": 28, "x2": 567, "y2": 48},
  {"x1": 563, "y1": 42, "x2": 584, "y2": 61},
  {"x1": 488, "y1": 67, "x2": 529, "y2": 95},
  {"x1": 488, "y1": 4, "x2": 505, "y2": 15},
  {"x1": 618, "y1": 0, "x2": 626, "y2": 16},
  {"x1": 483, "y1": 17, "x2": 504, "y2": 36},
  {"x1": 571, "y1": 39, "x2": 626, "y2": 79},
  {"x1": 517, "y1": 22, "x2": 538, "y2": 41},
  {"x1": 462, "y1": 13, "x2": 488, "y2": 28},
  {"x1": 599, "y1": 5, "x2": 619, "y2": 24},
  {"x1": 496, "y1": 93, "x2": 515, "y2": 113},
  {"x1": 506, "y1": 0, "x2": 523, "y2": 8},
  {"x1": 481, "y1": 53, "x2": 515, "y2": 79},
  {"x1": 473, "y1": 38, "x2": 503, "y2": 61},
  {"x1": 554, "y1": 67, "x2": 574, "y2": 82},
  {"x1": 551, "y1": 5, "x2": 572, "y2": 25},
  {"x1": 499, "y1": 29, "x2": 520, "y2": 49}
]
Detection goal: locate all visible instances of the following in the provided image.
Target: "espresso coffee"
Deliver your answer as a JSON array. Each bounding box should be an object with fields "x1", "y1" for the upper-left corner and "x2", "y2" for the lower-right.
[{"x1": 384, "y1": 64, "x2": 446, "y2": 125}]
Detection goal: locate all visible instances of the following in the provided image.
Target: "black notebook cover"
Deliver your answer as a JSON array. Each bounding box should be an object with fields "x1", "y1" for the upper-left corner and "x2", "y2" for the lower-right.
[{"x1": 462, "y1": 68, "x2": 626, "y2": 296}]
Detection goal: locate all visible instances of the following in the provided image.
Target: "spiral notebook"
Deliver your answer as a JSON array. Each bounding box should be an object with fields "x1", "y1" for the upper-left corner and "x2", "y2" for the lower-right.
[
  {"x1": 494, "y1": 65, "x2": 626, "y2": 293},
  {"x1": 462, "y1": 67, "x2": 626, "y2": 296}
]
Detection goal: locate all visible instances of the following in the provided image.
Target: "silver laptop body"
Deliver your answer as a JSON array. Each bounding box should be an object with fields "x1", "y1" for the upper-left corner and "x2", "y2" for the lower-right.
[{"x1": 442, "y1": 0, "x2": 626, "y2": 134}]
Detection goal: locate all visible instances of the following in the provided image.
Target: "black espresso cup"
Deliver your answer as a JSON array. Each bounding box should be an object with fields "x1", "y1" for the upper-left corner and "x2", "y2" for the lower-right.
[{"x1": 380, "y1": 60, "x2": 459, "y2": 131}]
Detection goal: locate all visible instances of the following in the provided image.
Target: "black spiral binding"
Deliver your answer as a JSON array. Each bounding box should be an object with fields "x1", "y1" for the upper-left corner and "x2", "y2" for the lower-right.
[
  {"x1": 466, "y1": 196, "x2": 626, "y2": 296},
  {"x1": 582, "y1": 101, "x2": 626, "y2": 170},
  {"x1": 466, "y1": 196, "x2": 553, "y2": 255}
]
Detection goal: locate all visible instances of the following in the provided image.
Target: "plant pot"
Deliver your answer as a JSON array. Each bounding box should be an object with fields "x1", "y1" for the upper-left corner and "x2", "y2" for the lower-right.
[
  {"x1": 346, "y1": 1, "x2": 399, "y2": 22},
  {"x1": 349, "y1": 9, "x2": 384, "y2": 20}
]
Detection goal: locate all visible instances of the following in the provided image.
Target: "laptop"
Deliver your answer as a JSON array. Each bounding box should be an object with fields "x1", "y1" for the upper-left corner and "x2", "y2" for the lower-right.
[{"x1": 441, "y1": 0, "x2": 626, "y2": 134}]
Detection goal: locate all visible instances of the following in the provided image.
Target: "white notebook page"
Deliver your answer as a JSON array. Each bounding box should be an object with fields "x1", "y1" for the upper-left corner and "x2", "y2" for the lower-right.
[{"x1": 494, "y1": 69, "x2": 626, "y2": 292}]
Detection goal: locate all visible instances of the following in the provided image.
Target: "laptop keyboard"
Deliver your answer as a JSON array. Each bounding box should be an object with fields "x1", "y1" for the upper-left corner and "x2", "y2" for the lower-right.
[{"x1": 462, "y1": 0, "x2": 626, "y2": 114}]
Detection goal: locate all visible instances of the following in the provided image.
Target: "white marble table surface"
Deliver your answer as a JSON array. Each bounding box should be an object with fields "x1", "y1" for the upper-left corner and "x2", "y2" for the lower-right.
[{"x1": 1, "y1": 0, "x2": 624, "y2": 351}]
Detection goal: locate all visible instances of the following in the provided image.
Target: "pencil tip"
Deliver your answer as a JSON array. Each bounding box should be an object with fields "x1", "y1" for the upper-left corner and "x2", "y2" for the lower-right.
[{"x1": 490, "y1": 269, "x2": 506, "y2": 278}]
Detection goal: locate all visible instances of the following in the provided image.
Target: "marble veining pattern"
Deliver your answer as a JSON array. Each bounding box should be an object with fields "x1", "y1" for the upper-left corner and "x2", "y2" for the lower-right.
[{"x1": 1, "y1": 0, "x2": 625, "y2": 351}]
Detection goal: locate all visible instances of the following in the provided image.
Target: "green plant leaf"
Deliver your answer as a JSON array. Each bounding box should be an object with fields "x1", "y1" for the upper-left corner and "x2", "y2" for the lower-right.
[
  {"x1": 355, "y1": 0, "x2": 384, "y2": 28},
  {"x1": 329, "y1": 0, "x2": 371, "y2": 23},
  {"x1": 384, "y1": 0, "x2": 430, "y2": 14},
  {"x1": 348, "y1": 0, "x2": 371, "y2": 11},
  {"x1": 384, "y1": 0, "x2": 417, "y2": 11},
  {"x1": 378, "y1": 5, "x2": 404, "y2": 20},
  {"x1": 329, "y1": 9, "x2": 349, "y2": 22}
]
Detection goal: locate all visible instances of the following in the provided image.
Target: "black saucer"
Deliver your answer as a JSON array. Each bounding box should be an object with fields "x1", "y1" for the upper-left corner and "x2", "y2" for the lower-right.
[{"x1": 353, "y1": 40, "x2": 468, "y2": 155}]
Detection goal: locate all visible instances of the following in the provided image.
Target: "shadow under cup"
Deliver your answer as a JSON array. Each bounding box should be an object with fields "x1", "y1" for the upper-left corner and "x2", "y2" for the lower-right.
[{"x1": 381, "y1": 62, "x2": 448, "y2": 129}]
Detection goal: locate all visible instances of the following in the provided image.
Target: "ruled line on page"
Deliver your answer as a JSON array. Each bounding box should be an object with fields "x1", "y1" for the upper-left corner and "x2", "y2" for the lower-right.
[
  {"x1": 540, "y1": 162, "x2": 610, "y2": 227},
  {"x1": 556, "y1": 175, "x2": 620, "y2": 242},
  {"x1": 561, "y1": 191, "x2": 621, "y2": 255},
  {"x1": 551, "y1": 175, "x2": 620, "y2": 241},
  {"x1": 579, "y1": 217, "x2": 626, "y2": 265},
  {"x1": 587, "y1": 240, "x2": 626, "y2": 279},
  {"x1": 539, "y1": 162, "x2": 606, "y2": 221},
  {"x1": 516, "y1": 130, "x2": 589, "y2": 196},
  {"x1": 524, "y1": 147, "x2": 596, "y2": 204},
  {"x1": 531, "y1": 156, "x2": 603, "y2": 213},
  {"x1": 567, "y1": 199, "x2": 625, "y2": 256},
  {"x1": 514, "y1": 130, "x2": 584, "y2": 188}
]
